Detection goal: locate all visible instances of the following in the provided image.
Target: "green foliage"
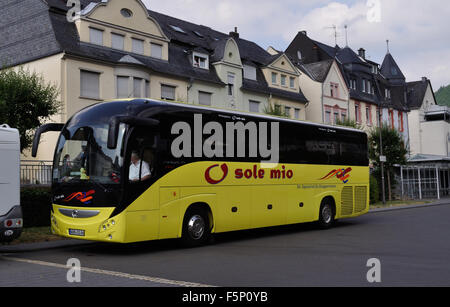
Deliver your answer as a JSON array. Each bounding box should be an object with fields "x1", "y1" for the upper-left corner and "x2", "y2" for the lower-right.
[
  {"x1": 335, "y1": 118, "x2": 362, "y2": 129},
  {"x1": 435, "y1": 85, "x2": 450, "y2": 106},
  {"x1": 263, "y1": 103, "x2": 289, "y2": 118},
  {"x1": 369, "y1": 174, "x2": 379, "y2": 204},
  {"x1": 368, "y1": 125, "x2": 407, "y2": 168},
  {"x1": 0, "y1": 67, "x2": 60, "y2": 152},
  {"x1": 21, "y1": 187, "x2": 52, "y2": 228},
  {"x1": 369, "y1": 126, "x2": 406, "y2": 201}
]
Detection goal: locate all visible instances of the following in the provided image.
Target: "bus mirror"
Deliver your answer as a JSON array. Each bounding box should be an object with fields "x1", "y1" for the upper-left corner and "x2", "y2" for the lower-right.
[
  {"x1": 32, "y1": 123, "x2": 65, "y2": 157},
  {"x1": 107, "y1": 116, "x2": 160, "y2": 149}
]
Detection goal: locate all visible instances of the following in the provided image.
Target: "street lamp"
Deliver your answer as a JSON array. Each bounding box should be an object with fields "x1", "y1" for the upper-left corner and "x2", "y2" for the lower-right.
[{"x1": 378, "y1": 107, "x2": 386, "y2": 205}]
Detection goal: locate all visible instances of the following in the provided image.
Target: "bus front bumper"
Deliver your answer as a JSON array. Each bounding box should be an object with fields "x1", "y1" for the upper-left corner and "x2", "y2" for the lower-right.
[{"x1": 51, "y1": 205, "x2": 126, "y2": 243}]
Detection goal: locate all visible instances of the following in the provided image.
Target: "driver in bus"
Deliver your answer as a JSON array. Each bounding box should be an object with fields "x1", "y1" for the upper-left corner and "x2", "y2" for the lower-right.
[{"x1": 129, "y1": 151, "x2": 151, "y2": 182}]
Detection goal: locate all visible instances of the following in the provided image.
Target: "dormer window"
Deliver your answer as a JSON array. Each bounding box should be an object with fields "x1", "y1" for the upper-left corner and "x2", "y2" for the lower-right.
[
  {"x1": 170, "y1": 25, "x2": 186, "y2": 34},
  {"x1": 193, "y1": 52, "x2": 209, "y2": 69},
  {"x1": 243, "y1": 65, "x2": 257, "y2": 80}
]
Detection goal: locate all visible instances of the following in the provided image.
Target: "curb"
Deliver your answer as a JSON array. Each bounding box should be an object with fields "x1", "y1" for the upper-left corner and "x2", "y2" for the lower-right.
[
  {"x1": 369, "y1": 200, "x2": 450, "y2": 214},
  {"x1": 0, "y1": 239, "x2": 95, "y2": 254}
]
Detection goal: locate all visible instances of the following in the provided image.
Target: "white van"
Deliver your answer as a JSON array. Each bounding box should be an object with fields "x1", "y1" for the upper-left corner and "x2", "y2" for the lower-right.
[{"x1": 0, "y1": 124, "x2": 22, "y2": 242}]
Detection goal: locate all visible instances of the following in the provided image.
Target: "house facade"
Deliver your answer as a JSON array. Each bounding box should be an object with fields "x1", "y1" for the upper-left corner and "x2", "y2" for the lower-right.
[
  {"x1": 0, "y1": 0, "x2": 307, "y2": 161},
  {"x1": 285, "y1": 31, "x2": 410, "y2": 147}
]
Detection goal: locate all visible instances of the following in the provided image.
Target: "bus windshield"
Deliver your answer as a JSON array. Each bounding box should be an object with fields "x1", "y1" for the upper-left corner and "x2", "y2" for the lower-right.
[{"x1": 53, "y1": 124, "x2": 124, "y2": 185}]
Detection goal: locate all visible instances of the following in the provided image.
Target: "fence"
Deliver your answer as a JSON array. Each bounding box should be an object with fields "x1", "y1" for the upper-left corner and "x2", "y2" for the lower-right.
[
  {"x1": 20, "y1": 160, "x2": 53, "y2": 186},
  {"x1": 400, "y1": 166, "x2": 450, "y2": 200}
]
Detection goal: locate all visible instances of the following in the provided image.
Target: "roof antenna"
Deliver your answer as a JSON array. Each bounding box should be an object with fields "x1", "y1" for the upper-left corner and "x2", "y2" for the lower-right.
[
  {"x1": 324, "y1": 25, "x2": 339, "y2": 46},
  {"x1": 386, "y1": 39, "x2": 390, "y2": 54},
  {"x1": 344, "y1": 25, "x2": 349, "y2": 47}
]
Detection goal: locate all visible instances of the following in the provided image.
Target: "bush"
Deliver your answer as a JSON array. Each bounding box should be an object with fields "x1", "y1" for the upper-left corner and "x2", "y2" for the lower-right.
[
  {"x1": 370, "y1": 174, "x2": 380, "y2": 204},
  {"x1": 21, "y1": 187, "x2": 52, "y2": 228}
]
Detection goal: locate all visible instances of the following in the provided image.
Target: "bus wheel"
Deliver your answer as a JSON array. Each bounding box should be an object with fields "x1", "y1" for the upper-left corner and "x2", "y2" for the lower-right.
[
  {"x1": 181, "y1": 208, "x2": 210, "y2": 247},
  {"x1": 318, "y1": 198, "x2": 335, "y2": 229}
]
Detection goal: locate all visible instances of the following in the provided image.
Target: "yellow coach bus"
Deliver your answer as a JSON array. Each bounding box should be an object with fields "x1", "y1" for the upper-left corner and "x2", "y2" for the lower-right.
[{"x1": 32, "y1": 99, "x2": 369, "y2": 246}]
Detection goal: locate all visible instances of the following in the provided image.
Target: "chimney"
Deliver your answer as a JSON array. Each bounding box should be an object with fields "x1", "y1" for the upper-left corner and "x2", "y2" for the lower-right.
[
  {"x1": 422, "y1": 77, "x2": 428, "y2": 83},
  {"x1": 358, "y1": 48, "x2": 366, "y2": 59},
  {"x1": 300, "y1": 30, "x2": 307, "y2": 36},
  {"x1": 229, "y1": 27, "x2": 239, "y2": 39}
]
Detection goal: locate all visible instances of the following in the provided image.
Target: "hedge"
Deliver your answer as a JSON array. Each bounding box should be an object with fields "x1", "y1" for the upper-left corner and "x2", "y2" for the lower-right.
[{"x1": 21, "y1": 186, "x2": 52, "y2": 228}]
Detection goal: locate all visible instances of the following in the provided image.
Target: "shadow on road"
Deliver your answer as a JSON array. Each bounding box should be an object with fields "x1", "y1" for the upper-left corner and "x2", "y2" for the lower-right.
[{"x1": 68, "y1": 219, "x2": 361, "y2": 256}]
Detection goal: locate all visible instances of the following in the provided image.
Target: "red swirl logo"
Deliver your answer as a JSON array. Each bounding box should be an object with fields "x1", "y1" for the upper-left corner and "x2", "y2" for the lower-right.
[{"x1": 205, "y1": 164, "x2": 228, "y2": 185}]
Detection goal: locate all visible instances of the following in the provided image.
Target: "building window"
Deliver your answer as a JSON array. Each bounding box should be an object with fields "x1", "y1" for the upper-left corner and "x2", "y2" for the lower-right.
[
  {"x1": 330, "y1": 83, "x2": 339, "y2": 98},
  {"x1": 150, "y1": 43, "x2": 163, "y2": 59},
  {"x1": 281, "y1": 75, "x2": 287, "y2": 87},
  {"x1": 243, "y1": 65, "x2": 257, "y2": 80},
  {"x1": 350, "y1": 79, "x2": 357, "y2": 90},
  {"x1": 111, "y1": 33, "x2": 124, "y2": 50},
  {"x1": 271, "y1": 72, "x2": 277, "y2": 85},
  {"x1": 297, "y1": 50, "x2": 302, "y2": 61},
  {"x1": 116, "y1": 76, "x2": 129, "y2": 98},
  {"x1": 355, "y1": 103, "x2": 361, "y2": 123},
  {"x1": 161, "y1": 84, "x2": 176, "y2": 101},
  {"x1": 145, "y1": 80, "x2": 150, "y2": 98},
  {"x1": 80, "y1": 70, "x2": 100, "y2": 99},
  {"x1": 389, "y1": 110, "x2": 394, "y2": 128},
  {"x1": 366, "y1": 106, "x2": 373, "y2": 126},
  {"x1": 249, "y1": 100, "x2": 260, "y2": 113},
  {"x1": 385, "y1": 88, "x2": 391, "y2": 99},
  {"x1": 198, "y1": 91, "x2": 212, "y2": 106},
  {"x1": 133, "y1": 77, "x2": 143, "y2": 98},
  {"x1": 290, "y1": 77, "x2": 295, "y2": 89},
  {"x1": 193, "y1": 52, "x2": 209, "y2": 69},
  {"x1": 227, "y1": 73, "x2": 235, "y2": 96},
  {"x1": 362, "y1": 79, "x2": 366, "y2": 93},
  {"x1": 341, "y1": 112, "x2": 347, "y2": 122},
  {"x1": 398, "y1": 112, "x2": 404, "y2": 132},
  {"x1": 132, "y1": 38, "x2": 144, "y2": 54},
  {"x1": 294, "y1": 108, "x2": 300, "y2": 119},
  {"x1": 89, "y1": 28, "x2": 103, "y2": 46},
  {"x1": 334, "y1": 111, "x2": 339, "y2": 124},
  {"x1": 325, "y1": 110, "x2": 331, "y2": 124},
  {"x1": 285, "y1": 106, "x2": 291, "y2": 118}
]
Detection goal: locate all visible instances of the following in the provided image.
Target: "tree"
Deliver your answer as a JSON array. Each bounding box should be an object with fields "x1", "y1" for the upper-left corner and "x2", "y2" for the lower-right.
[
  {"x1": 263, "y1": 103, "x2": 288, "y2": 118},
  {"x1": 0, "y1": 67, "x2": 60, "y2": 152},
  {"x1": 368, "y1": 126, "x2": 407, "y2": 201}
]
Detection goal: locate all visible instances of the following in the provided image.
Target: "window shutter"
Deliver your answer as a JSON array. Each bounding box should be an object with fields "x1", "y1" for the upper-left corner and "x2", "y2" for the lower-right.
[
  {"x1": 151, "y1": 43, "x2": 163, "y2": 59},
  {"x1": 111, "y1": 33, "x2": 124, "y2": 50},
  {"x1": 199, "y1": 91, "x2": 212, "y2": 106},
  {"x1": 161, "y1": 85, "x2": 176, "y2": 100},
  {"x1": 80, "y1": 70, "x2": 100, "y2": 99},
  {"x1": 117, "y1": 76, "x2": 129, "y2": 98}
]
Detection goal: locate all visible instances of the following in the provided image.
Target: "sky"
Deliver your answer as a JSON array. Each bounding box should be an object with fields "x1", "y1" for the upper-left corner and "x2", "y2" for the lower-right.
[{"x1": 141, "y1": 0, "x2": 450, "y2": 90}]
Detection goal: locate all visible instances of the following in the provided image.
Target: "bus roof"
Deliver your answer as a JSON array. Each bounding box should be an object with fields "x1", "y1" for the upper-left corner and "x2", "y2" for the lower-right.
[{"x1": 82, "y1": 99, "x2": 367, "y2": 135}]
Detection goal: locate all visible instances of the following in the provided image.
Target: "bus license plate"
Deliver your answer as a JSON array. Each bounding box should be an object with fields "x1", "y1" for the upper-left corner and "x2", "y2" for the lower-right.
[{"x1": 69, "y1": 229, "x2": 85, "y2": 237}]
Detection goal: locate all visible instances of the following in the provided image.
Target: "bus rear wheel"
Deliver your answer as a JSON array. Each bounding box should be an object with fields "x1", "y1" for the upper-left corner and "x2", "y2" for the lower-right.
[
  {"x1": 181, "y1": 208, "x2": 210, "y2": 247},
  {"x1": 318, "y1": 198, "x2": 335, "y2": 229}
]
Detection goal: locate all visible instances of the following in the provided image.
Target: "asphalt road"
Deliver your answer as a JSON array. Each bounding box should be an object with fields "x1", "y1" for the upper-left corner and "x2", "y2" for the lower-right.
[{"x1": 1, "y1": 203, "x2": 450, "y2": 287}]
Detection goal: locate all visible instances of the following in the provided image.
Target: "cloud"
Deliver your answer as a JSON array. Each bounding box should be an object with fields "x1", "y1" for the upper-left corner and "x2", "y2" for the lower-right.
[{"x1": 142, "y1": 0, "x2": 450, "y2": 88}]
